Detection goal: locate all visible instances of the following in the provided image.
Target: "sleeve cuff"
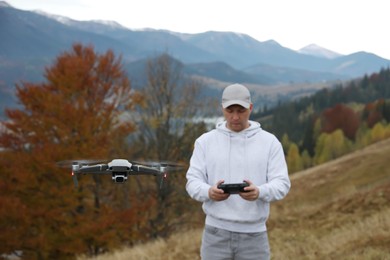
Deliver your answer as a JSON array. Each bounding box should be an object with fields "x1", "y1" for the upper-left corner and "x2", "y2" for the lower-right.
[{"x1": 258, "y1": 184, "x2": 270, "y2": 202}]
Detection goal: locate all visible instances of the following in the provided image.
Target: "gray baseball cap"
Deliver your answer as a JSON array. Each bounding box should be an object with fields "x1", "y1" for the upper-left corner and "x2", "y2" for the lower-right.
[{"x1": 221, "y1": 83, "x2": 251, "y2": 109}]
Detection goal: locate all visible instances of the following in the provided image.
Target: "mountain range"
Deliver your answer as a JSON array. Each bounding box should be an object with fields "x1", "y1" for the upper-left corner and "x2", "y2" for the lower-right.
[{"x1": 1, "y1": 0, "x2": 390, "y2": 116}]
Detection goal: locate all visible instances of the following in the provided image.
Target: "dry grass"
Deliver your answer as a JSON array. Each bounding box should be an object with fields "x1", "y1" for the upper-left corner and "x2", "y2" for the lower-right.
[
  {"x1": 78, "y1": 138, "x2": 390, "y2": 260},
  {"x1": 77, "y1": 229, "x2": 202, "y2": 260},
  {"x1": 269, "y1": 138, "x2": 390, "y2": 259}
]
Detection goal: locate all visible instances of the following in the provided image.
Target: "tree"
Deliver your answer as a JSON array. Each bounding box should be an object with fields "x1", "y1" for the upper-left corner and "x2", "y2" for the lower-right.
[
  {"x1": 301, "y1": 149, "x2": 312, "y2": 169},
  {"x1": 370, "y1": 122, "x2": 386, "y2": 142},
  {"x1": 281, "y1": 133, "x2": 291, "y2": 154},
  {"x1": 286, "y1": 143, "x2": 303, "y2": 173},
  {"x1": 129, "y1": 53, "x2": 209, "y2": 237},
  {"x1": 0, "y1": 43, "x2": 142, "y2": 258},
  {"x1": 313, "y1": 129, "x2": 351, "y2": 165},
  {"x1": 321, "y1": 104, "x2": 360, "y2": 140}
]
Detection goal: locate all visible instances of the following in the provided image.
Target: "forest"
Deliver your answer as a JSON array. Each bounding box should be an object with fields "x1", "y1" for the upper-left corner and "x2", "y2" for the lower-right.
[
  {"x1": 253, "y1": 67, "x2": 390, "y2": 172},
  {"x1": 0, "y1": 43, "x2": 390, "y2": 259}
]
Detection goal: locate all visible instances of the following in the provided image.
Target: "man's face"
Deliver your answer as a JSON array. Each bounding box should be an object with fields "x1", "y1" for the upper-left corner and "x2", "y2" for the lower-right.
[{"x1": 222, "y1": 104, "x2": 253, "y2": 132}]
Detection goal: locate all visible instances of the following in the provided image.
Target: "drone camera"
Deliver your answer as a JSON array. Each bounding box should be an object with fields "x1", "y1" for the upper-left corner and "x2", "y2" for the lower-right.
[{"x1": 112, "y1": 172, "x2": 128, "y2": 183}]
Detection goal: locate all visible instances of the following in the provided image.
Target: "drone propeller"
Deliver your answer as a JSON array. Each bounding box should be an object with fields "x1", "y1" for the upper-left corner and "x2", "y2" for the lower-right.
[
  {"x1": 132, "y1": 160, "x2": 186, "y2": 170},
  {"x1": 56, "y1": 159, "x2": 107, "y2": 168}
]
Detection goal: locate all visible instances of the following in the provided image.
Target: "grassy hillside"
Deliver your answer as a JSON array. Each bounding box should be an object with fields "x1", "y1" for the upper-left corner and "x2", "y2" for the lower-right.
[
  {"x1": 268, "y1": 138, "x2": 390, "y2": 259},
  {"x1": 78, "y1": 138, "x2": 390, "y2": 260}
]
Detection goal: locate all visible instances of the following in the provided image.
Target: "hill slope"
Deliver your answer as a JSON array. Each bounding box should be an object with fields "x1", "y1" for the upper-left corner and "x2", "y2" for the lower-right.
[
  {"x1": 78, "y1": 138, "x2": 390, "y2": 259},
  {"x1": 269, "y1": 138, "x2": 390, "y2": 259}
]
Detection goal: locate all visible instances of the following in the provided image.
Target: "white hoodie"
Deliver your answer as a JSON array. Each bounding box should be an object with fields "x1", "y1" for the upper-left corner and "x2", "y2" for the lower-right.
[{"x1": 186, "y1": 120, "x2": 291, "y2": 233}]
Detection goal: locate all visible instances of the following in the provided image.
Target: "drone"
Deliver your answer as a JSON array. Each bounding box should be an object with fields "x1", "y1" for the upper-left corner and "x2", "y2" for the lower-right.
[{"x1": 57, "y1": 159, "x2": 185, "y2": 188}]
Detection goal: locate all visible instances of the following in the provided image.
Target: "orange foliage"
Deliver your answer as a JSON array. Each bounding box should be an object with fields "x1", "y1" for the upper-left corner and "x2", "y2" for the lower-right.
[
  {"x1": 363, "y1": 99, "x2": 385, "y2": 128},
  {"x1": 321, "y1": 104, "x2": 360, "y2": 140},
  {"x1": 0, "y1": 43, "x2": 143, "y2": 258}
]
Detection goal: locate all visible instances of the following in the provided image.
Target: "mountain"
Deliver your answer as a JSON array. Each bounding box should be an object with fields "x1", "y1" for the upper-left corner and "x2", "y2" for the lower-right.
[
  {"x1": 298, "y1": 44, "x2": 342, "y2": 59},
  {"x1": 2, "y1": 2, "x2": 389, "y2": 74},
  {"x1": 1, "y1": 1, "x2": 390, "y2": 116}
]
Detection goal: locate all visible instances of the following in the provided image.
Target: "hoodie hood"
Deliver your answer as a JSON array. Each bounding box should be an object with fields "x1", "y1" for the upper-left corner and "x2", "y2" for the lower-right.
[{"x1": 216, "y1": 120, "x2": 262, "y2": 138}]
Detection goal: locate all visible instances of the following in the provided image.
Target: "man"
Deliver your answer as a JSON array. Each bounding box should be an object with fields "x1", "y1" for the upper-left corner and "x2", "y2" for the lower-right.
[{"x1": 186, "y1": 83, "x2": 291, "y2": 260}]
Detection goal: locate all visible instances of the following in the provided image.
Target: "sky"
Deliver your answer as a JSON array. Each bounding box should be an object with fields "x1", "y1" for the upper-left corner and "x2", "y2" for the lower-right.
[{"x1": 6, "y1": 0, "x2": 390, "y2": 60}]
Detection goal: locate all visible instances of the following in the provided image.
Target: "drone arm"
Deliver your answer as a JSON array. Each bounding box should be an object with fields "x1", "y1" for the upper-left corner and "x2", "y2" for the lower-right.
[
  {"x1": 77, "y1": 164, "x2": 109, "y2": 174},
  {"x1": 131, "y1": 165, "x2": 161, "y2": 176},
  {"x1": 71, "y1": 164, "x2": 109, "y2": 187}
]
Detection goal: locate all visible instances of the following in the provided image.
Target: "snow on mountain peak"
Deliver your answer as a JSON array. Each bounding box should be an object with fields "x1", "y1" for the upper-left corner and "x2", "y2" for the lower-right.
[
  {"x1": 33, "y1": 10, "x2": 125, "y2": 29},
  {"x1": 0, "y1": 1, "x2": 11, "y2": 8},
  {"x1": 33, "y1": 10, "x2": 73, "y2": 24},
  {"x1": 298, "y1": 44, "x2": 342, "y2": 59},
  {"x1": 89, "y1": 20, "x2": 125, "y2": 29}
]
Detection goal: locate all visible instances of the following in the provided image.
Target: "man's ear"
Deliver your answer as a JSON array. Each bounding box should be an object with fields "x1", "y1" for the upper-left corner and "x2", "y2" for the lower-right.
[{"x1": 249, "y1": 103, "x2": 254, "y2": 112}]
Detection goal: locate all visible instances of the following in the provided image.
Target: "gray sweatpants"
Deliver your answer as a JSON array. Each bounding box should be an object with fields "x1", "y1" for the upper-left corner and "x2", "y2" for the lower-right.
[{"x1": 201, "y1": 225, "x2": 270, "y2": 260}]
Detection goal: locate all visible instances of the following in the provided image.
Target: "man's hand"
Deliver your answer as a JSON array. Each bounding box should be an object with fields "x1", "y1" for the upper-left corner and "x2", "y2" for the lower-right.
[
  {"x1": 209, "y1": 180, "x2": 230, "y2": 201},
  {"x1": 239, "y1": 179, "x2": 259, "y2": 201}
]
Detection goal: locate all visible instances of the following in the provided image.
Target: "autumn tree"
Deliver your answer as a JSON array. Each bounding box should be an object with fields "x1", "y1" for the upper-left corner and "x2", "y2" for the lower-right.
[
  {"x1": 321, "y1": 103, "x2": 360, "y2": 140},
  {"x1": 370, "y1": 122, "x2": 390, "y2": 142},
  {"x1": 301, "y1": 149, "x2": 312, "y2": 169},
  {"x1": 362, "y1": 99, "x2": 390, "y2": 128},
  {"x1": 313, "y1": 129, "x2": 352, "y2": 165},
  {"x1": 0, "y1": 43, "x2": 142, "y2": 258},
  {"x1": 286, "y1": 142, "x2": 303, "y2": 173}
]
